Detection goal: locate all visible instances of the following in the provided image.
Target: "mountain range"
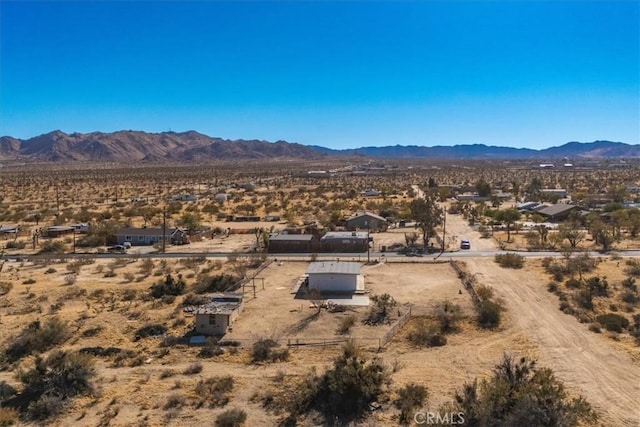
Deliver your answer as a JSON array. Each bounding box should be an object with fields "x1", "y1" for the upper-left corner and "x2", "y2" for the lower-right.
[{"x1": 0, "y1": 130, "x2": 638, "y2": 162}]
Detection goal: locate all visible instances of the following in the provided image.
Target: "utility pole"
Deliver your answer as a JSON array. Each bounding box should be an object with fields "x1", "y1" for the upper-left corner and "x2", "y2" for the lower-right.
[
  {"x1": 367, "y1": 222, "x2": 370, "y2": 264},
  {"x1": 441, "y1": 207, "x2": 446, "y2": 253},
  {"x1": 162, "y1": 207, "x2": 167, "y2": 254}
]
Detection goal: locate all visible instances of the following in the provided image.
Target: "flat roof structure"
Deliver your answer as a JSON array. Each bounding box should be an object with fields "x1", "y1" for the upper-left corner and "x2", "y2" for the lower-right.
[{"x1": 306, "y1": 261, "x2": 361, "y2": 275}]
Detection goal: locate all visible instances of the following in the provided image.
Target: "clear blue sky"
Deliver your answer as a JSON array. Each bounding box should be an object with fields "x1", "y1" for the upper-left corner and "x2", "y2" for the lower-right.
[{"x1": 1, "y1": 1, "x2": 638, "y2": 149}]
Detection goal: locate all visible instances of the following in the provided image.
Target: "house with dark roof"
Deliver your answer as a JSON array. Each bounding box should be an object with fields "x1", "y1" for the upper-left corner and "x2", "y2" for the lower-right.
[
  {"x1": 345, "y1": 211, "x2": 389, "y2": 232},
  {"x1": 536, "y1": 204, "x2": 580, "y2": 222},
  {"x1": 321, "y1": 231, "x2": 369, "y2": 252},
  {"x1": 115, "y1": 227, "x2": 189, "y2": 246},
  {"x1": 267, "y1": 233, "x2": 321, "y2": 253}
]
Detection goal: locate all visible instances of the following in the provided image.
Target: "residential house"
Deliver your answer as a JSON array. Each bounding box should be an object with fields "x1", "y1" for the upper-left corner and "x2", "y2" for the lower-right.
[
  {"x1": 345, "y1": 212, "x2": 389, "y2": 232},
  {"x1": 45, "y1": 226, "x2": 75, "y2": 238},
  {"x1": 541, "y1": 189, "x2": 568, "y2": 199},
  {"x1": 0, "y1": 225, "x2": 20, "y2": 236},
  {"x1": 189, "y1": 293, "x2": 243, "y2": 336},
  {"x1": 306, "y1": 261, "x2": 363, "y2": 293},
  {"x1": 115, "y1": 227, "x2": 189, "y2": 246},
  {"x1": 321, "y1": 231, "x2": 369, "y2": 253},
  {"x1": 536, "y1": 204, "x2": 579, "y2": 222},
  {"x1": 268, "y1": 233, "x2": 321, "y2": 253}
]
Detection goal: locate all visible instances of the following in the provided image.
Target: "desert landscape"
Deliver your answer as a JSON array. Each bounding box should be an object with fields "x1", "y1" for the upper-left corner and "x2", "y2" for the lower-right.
[{"x1": 0, "y1": 156, "x2": 638, "y2": 426}]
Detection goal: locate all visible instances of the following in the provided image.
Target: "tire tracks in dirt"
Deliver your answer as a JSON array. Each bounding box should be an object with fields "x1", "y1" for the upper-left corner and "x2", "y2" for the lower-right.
[{"x1": 465, "y1": 258, "x2": 640, "y2": 426}]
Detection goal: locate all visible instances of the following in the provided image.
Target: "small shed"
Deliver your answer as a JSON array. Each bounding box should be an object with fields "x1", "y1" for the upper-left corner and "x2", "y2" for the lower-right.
[
  {"x1": 306, "y1": 261, "x2": 361, "y2": 293},
  {"x1": 190, "y1": 293, "x2": 244, "y2": 336}
]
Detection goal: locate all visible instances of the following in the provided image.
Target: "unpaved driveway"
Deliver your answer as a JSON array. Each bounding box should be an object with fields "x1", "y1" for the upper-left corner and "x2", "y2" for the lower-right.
[
  {"x1": 445, "y1": 210, "x2": 498, "y2": 251},
  {"x1": 464, "y1": 258, "x2": 640, "y2": 426}
]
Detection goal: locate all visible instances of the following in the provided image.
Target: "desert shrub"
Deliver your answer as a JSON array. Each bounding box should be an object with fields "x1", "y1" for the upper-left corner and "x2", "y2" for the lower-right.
[
  {"x1": 434, "y1": 300, "x2": 462, "y2": 333},
  {"x1": 0, "y1": 381, "x2": 17, "y2": 400},
  {"x1": 621, "y1": 290, "x2": 638, "y2": 304},
  {"x1": 596, "y1": 313, "x2": 630, "y2": 333},
  {"x1": 407, "y1": 319, "x2": 447, "y2": 347},
  {"x1": 195, "y1": 375, "x2": 234, "y2": 407},
  {"x1": 3, "y1": 317, "x2": 70, "y2": 363},
  {"x1": 315, "y1": 341, "x2": 389, "y2": 422},
  {"x1": 622, "y1": 277, "x2": 637, "y2": 292},
  {"x1": 163, "y1": 394, "x2": 186, "y2": 410},
  {"x1": 625, "y1": 260, "x2": 640, "y2": 277},
  {"x1": 134, "y1": 324, "x2": 167, "y2": 341},
  {"x1": 198, "y1": 345, "x2": 223, "y2": 358},
  {"x1": 337, "y1": 315, "x2": 356, "y2": 335},
  {"x1": 574, "y1": 289, "x2": 593, "y2": 310},
  {"x1": 586, "y1": 276, "x2": 609, "y2": 297},
  {"x1": 450, "y1": 354, "x2": 597, "y2": 426},
  {"x1": 122, "y1": 289, "x2": 137, "y2": 301},
  {"x1": 4, "y1": 240, "x2": 25, "y2": 249},
  {"x1": 192, "y1": 273, "x2": 239, "y2": 294},
  {"x1": 494, "y1": 253, "x2": 524, "y2": 269},
  {"x1": 82, "y1": 326, "x2": 104, "y2": 337},
  {"x1": 22, "y1": 278, "x2": 36, "y2": 285},
  {"x1": 215, "y1": 408, "x2": 247, "y2": 427},
  {"x1": 103, "y1": 270, "x2": 116, "y2": 278},
  {"x1": 44, "y1": 267, "x2": 56, "y2": 274},
  {"x1": 475, "y1": 285, "x2": 494, "y2": 301},
  {"x1": 18, "y1": 350, "x2": 95, "y2": 421},
  {"x1": 0, "y1": 282, "x2": 12, "y2": 296},
  {"x1": 547, "y1": 282, "x2": 558, "y2": 293},
  {"x1": 251, "y1": 339, "x2": 289, "y2": 363},
  {"x1": 589, "y1": 324, "x2": 601, "y2": 333},
  {"x1": 182, "y1": 293, "x2": 209, "y2": 307},
  {"x1": 123, "y1": 272, "x2": 135, "y2": 283},
  {"x1": 477, "y1": 300, "x2": 503, "y2": 329},
  {"x1": 38, "y1": 240, "x2": 65, "y2": 254},
  {"x1": 565, "y1": 278, "x2": 581, "y2": 289},
  {"x1": 183, "y1": 362, "x2": 203, "y2": 375},
  {"x1": 160, "y1": 369, "x2": 175, "y2": 379},
  {"x1": 150, "y1": 274, "x2": 186, "y2": 298},
  {"x1": 559, "y1": 300, "x2": 574, "y2": 314},
  {"x1": 364, "y1": 293, "x2": 397, "y2": 325},
  {"x1": 161, "y1": 294, "x2": 176, "y2": 305},
  {"x1": 395, "y1": 383, "x2": 428, "y2": 425}
]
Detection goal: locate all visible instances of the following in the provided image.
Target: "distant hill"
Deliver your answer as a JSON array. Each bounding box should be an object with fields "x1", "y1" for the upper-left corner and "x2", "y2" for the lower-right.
[
  {"x1": 0, "y1": 130, "x2": 325, "y2": 162},
  {"x1": 0, "y1": 130, "x2": 638, "y2": 162},
  {"x1": 318, "y1": 141, "x2": 640, "y2": 159}
]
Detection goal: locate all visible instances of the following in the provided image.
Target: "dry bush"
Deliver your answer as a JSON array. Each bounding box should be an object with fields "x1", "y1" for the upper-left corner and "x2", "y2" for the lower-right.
[{"x1": 194, "y1": 375, "x2": 235, "y2": 407}]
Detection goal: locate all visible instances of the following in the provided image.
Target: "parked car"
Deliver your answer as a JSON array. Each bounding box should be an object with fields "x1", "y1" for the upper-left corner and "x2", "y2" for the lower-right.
[
  {"x1": 460, "y1": 239, "x2": 471, "y2": 250},
  {"x1": 107, "y1": 245, "x2": 127, "y2": 254}
]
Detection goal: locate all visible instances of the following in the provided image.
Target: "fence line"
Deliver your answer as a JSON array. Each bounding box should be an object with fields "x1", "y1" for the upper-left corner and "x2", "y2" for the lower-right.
[
  {"x1": 449, "y1": 260, "x2": 481, "y2": 309},
  {"x1": 378, "y1": 306, "x2": 413, "y2": 349}
]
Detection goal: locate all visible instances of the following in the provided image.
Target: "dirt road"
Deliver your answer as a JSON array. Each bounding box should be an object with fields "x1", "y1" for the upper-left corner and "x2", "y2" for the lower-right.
[
  {"x1": 464, "y1": 258, "x2": 640, "y2": 426},
  {"x1": 445, "y1": 210, "x2": 498, "y2": 251}
]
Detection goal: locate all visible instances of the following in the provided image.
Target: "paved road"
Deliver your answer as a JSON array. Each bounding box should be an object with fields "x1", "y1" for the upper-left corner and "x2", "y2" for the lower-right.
[{"x1": 3, "y1": 248, "x2": 640, "y2": 261}]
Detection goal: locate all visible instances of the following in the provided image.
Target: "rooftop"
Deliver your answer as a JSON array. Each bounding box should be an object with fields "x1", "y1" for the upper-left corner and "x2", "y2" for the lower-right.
[
  {"x1": 537, "y1": 204, "x2": 578, "y2": 217},
  {"x1": 269, "y1": 233, "x2": 315, "y2": 242},
  {"x1": 321, "y1": 231, "x2": 369, "y2": 240},
  {"x1": 186, "y1": 301, "x2": 240, "y2": 315},
  {"x1": 306, "y1": 261, "x2": 361, "y2": 275},
  {"x1": 347, "y1": 211, "x2": 388, "y2": 222}
]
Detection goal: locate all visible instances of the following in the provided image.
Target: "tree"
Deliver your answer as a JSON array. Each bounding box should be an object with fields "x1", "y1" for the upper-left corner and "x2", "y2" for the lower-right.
[
  {"x1": 495, "y1": 208, "x2": 521, "y2": 243},
  {"x1": 409, "y1": 197, "x2": 443, "y2": 248},
  {"x1": 452, "y1": 354, "x2": 597, "y2": 427},
  {"x1": 179, "y1": 212, "x2": 202, "y2": 235},
  {"x1": 475, "y1": 179, "x2": 492, "y2": 198},
  {"x1": 558, "y1": 221, "x2": 586, "y2": 249}
]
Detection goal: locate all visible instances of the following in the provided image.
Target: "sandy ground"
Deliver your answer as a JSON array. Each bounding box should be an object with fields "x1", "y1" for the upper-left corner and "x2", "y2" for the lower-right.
[
  {"x1": 444, "y1": 211, "x2": 498, "y2": 252},
  {"x1": 463, "y1": 258, "x2": 640, "y2": 427}
]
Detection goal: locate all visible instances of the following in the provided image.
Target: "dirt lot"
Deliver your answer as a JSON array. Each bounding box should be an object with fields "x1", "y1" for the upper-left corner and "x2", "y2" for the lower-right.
[{"x1": 463, "y1": 258, "x2": 640, "y2": 427}]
